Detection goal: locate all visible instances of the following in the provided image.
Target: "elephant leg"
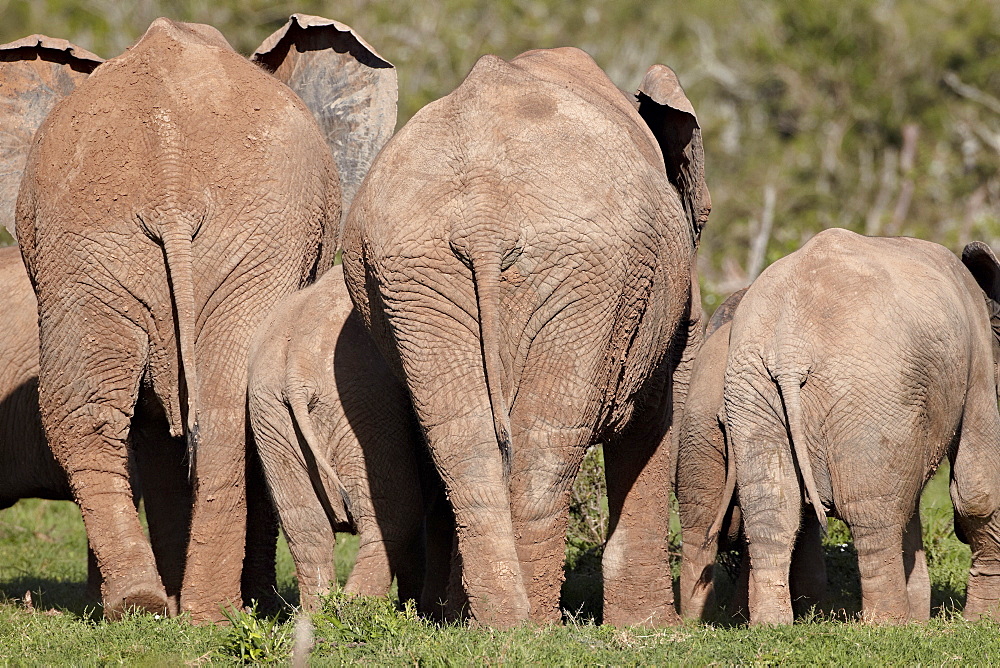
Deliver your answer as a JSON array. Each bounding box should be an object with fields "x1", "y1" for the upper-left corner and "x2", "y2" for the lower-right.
[
  {"x1": 37, "y1": 304, "x2": 166, "y2": 619},
  {"x1": 132, "y1": 413, "x2": 191, "y2": 618},
  {"x1": 423, "y1": 415, "x2": 528, "y2": 627},
  {"x1": 180, "y1": 401, "x2": 248, "y2": 622},
  {"x1": 951, "y1": 388, "x2": 1000, "y2": 620},
  {"x1": 603, "y1": 405, "x2": 678, "y2": 627},
  {"x1": 508, "y1": 422, "x2": 589, "y2": 624},
  {"x1": 242, "y1": 448, "x2": 280, "y2": 615},
  {"x1": 789, "y1": 512, "x2": 827, "y2": 617},
  {"x1": 344, "y1": 530, "x2": 394, "y2": 596},
  {"x1": 845, "y1": 516, "x2": 908, "y2": 623},
  {"x1": 251, "y1": 397, "x2": 335, "y2": 613},
  {"x1": 902, "y1": 508, "x2": 930, "y2": 621},
  {"x1": 679, "y1": 534, "x2": 718, "y2": 621}
]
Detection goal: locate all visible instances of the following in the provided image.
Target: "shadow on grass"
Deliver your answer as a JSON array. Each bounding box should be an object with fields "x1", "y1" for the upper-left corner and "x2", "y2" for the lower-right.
[{"x1": 0, "y1": 577, "x2": 99, "y2": 619}]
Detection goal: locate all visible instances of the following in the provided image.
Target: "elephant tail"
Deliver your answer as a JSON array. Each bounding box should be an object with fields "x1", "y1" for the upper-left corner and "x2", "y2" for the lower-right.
[
  {"x1": 775, "y1": 372, "x2": 828, "y2": 534},
  {"x1": 705, "y1": 412, "x2": 737, "y2": 548},
  {"x1": 161, "y1": 229, "x2": 202, "y2": 475},
  {"x1": 287, "y1": 389, "x2": 351, "y2": 526},
  {"x1": 470, "y1": 252, "x2": 513, "y2": 480}
]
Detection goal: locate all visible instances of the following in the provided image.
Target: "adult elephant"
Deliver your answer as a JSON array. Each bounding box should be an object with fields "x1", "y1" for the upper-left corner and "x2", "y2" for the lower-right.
[
  {"x1": 343, "y1": 47, "x2": 709, "y2": 626},
  {"x1": 724, "y1": 229, "x2": 1000, "y2": 624},
  {"x1": 14, "y1": 16, "x2": 393, "y2": 622}
]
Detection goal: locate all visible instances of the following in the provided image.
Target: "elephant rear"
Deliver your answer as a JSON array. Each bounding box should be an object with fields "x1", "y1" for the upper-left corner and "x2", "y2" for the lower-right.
[{"x1": 724, "y1": 228, "x2": 1000, "y2": 624}]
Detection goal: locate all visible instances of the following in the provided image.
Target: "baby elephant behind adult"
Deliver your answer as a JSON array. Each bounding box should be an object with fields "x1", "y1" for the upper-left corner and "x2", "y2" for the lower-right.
[
  {"x1": 725, "y1": 228, "x2": 1000, "y2": 624},
  {"x1": 248, "y1": 265, "x2": 430, "y2": 612}
]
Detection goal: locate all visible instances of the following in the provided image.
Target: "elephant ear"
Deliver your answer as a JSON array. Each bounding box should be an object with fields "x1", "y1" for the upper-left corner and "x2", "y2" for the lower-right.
[
  {"x1": 962, "y1": 241, "x2": 1000, "y2": 364},
  {"x1": 635, "y1": 65, "x2": 711, "y2": 245},
  {"x1": 0, "y1": 35, "x2": 102, "y2": 240},
  {"x1": 705, "y1": 287, "x2": 748, "y2": 339},
  {"x1": 252, "y1": 14, "x2": 397, "y2": 226}
]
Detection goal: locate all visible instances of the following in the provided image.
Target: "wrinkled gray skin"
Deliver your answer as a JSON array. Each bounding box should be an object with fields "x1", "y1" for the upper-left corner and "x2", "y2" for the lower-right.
[
  {"x1": 725, "y1": 228, "x2": 1000, "y2": 624},
  {"x1": 343, "y1": 47, "x2": 710, "y2": 626},
  {"x1": 0, "y1": 246, "x2": 102, "y2": 599},
  {"x1": 248, "y1": 264, "x2": 430, "y2": 613},
  {"x1": 15, "y1": 19, "x2": 340, "y2": 622}
]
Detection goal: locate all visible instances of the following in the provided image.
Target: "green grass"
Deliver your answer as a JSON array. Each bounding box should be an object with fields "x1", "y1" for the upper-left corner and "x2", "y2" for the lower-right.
[{"x1": 0, "y1": 466, "x2": 994, "y2": 665}]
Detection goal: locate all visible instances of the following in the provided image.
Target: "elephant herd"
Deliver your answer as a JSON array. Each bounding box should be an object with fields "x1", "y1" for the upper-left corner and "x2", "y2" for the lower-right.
[{"x1": 0, "y1": 14, "x2": 998, "y2": 629}]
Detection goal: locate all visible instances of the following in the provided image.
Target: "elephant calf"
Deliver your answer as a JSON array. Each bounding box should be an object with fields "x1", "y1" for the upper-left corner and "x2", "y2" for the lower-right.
[
  {"x1": 248, "y1": 265, "x2": 431, "y2": 612},
  {"x1": 724, "y1": 228, "x2": 1000, "y2": 624}
]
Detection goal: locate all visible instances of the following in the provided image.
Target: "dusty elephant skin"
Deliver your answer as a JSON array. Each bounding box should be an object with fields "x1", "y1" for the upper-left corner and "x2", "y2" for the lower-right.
[
  {"x1": 724, "y1": 228, "x2": 1000, "y2": 625},
  {"x1": 15, "y1": 19, "x2": 340, "y2": 622},
  {"x1": 343, "y1": 48, "x2": 710, "y2": 627},
  {"x1": 248, "y1": 264, "x2": 434, "y2": 614}
]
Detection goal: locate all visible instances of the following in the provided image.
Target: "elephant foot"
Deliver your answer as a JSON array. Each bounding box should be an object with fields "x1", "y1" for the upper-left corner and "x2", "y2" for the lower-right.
[{"x1": 104, "y1": 584, "x2": 169, "y2": 621}]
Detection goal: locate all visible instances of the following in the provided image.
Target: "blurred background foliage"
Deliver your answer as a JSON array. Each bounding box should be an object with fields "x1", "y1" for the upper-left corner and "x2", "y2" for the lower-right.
[{"x1": 2, "y1": 0, "x2": 999, "y2": 301}]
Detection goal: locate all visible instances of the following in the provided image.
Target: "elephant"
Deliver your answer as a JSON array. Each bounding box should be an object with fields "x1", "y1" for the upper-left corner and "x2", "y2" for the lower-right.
[
  {"x1": 342, "y1": 47, "x2": 710, "y2": 626},
  {"x1": 723, "y1": 228, "x2": 1000, "y2": 624},
  {"x1": 677, "y1": 287, "x2": 831, "y2": 620},
  {"x1": 248, "y1": 263, "x2": 439, "y2": 613},
  {"x1": 0, "y1": 244, "x2": 104, "y2": 599},
  {"x1": 13, "y1": 16, "x2": 395, "y2": 622}
]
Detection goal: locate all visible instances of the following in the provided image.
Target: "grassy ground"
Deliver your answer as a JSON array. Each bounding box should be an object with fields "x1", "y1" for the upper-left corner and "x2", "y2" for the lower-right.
[{"x1": 0, "y1": 465, "x2": 996, "y2": 665}]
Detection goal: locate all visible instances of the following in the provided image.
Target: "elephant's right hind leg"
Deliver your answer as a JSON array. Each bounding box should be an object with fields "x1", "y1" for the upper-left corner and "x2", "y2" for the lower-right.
[
  {"x1": 252, "y1": 401, "x2": 335, "y2": 612},
  {"x1": 38, "y1": 306, "x2": 166, "y2": 619}
]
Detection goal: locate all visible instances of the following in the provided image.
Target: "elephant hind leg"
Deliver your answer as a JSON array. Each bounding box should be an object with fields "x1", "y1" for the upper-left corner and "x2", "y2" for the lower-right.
[
  {"x1": 725, "y1": 370, "x2": 801, "y2": 625},
  {"x1": 846, "y1": 518, "x2": 908, "y2": 623},
  {"x1": 508, "y1": 423, "x2": 590, "y2": 625},
  {"x1": 950, "y1": 372, "x2": 1000, "y2": 621},
  {"x1": 252, "y1": 398, "x2": 336, "y2": 613},
  {"x1": 38, "y1": 304, "x2": 167, "y2": 619}
]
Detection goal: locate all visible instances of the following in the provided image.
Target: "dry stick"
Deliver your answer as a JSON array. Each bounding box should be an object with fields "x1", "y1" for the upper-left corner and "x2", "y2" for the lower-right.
[
  {"x1": 746, "y1": 184, "x2": 776, "y2": 282},
  {"x1": 943, "y1": 72, "x2": 1000, "y2": 116}
]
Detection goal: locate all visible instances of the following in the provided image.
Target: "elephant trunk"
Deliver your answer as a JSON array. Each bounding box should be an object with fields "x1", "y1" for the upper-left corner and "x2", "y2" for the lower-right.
[
  {"x1": 286, "y1": 389, "x2": 351, "y2": 526},
  {"x1": 160, "y1": 229, "x2": 201, "y2": 475},
  {"x1": 470, "y1": 252, "x2": 513, "y2": 480}
]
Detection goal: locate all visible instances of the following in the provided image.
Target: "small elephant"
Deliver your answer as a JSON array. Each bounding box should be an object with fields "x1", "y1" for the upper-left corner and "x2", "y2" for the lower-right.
[
  {"x1": 248, "y1": 264, "x2": 434, "y2": 613},
  {"x1": 724, "y1": 228, "x2": 1000, "y2": 624},
  {"x1": 677, "y1": 287, "x2": 833, "y2": 620},
  {"x1": 343, "y1": 47, "x2": 709, "y2": 626},
  {"x1": 14, "y1": 16, "x2": 394, "y2": 621}
]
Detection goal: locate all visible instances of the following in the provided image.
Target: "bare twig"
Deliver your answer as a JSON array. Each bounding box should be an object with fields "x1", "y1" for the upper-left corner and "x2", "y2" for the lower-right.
[
  {"x1": 746, "y1": 184, "x2": 776, "y2": 281},
  {"x1": 944, "y1": 72, "x2": 1000, "y2": 116}
]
